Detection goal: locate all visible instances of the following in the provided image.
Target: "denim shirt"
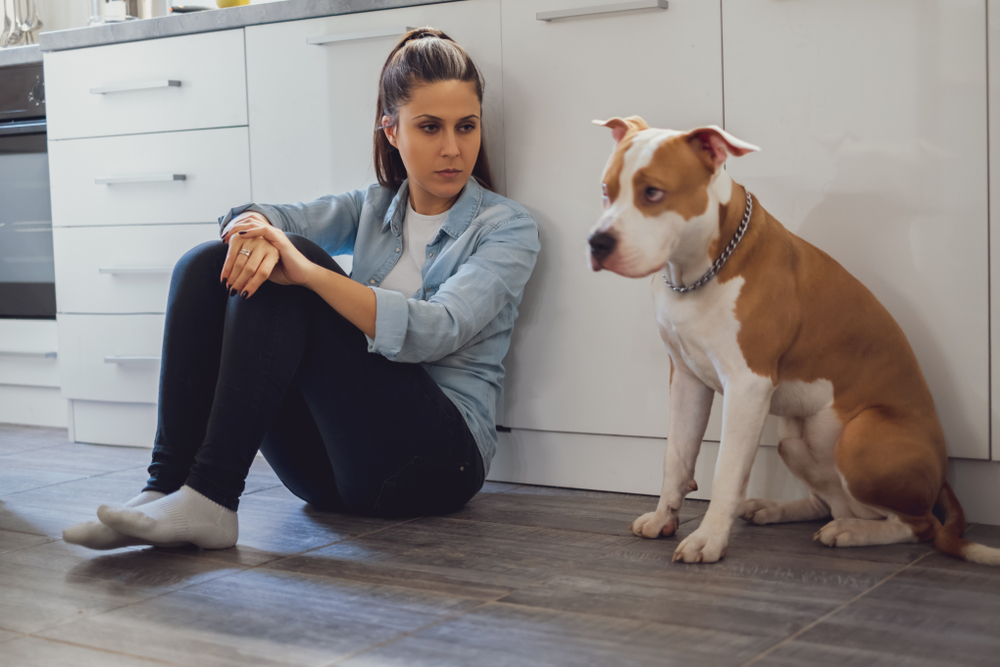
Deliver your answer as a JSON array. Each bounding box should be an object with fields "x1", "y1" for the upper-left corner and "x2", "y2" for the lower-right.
[{"x1": 218, "y1": 178, "x2": 540, "y2": 474}]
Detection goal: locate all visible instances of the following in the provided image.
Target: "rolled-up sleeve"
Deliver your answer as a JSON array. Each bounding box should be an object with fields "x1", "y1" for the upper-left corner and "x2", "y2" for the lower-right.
[
  {"x1": 218, "y1": 190, "x2": 367, "y2": 257},
  {"x1": 367, "y1": 213, "x2": 540, "y2": 363}
]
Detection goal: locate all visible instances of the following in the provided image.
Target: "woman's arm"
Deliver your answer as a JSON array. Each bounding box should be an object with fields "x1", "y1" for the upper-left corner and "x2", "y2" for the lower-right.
[
  {"x1": 217, "y1": 189, "x2": 367, "y2": 256},
  {"x1": 222, "y1": 220, "x2": 377, "y2": 338}
]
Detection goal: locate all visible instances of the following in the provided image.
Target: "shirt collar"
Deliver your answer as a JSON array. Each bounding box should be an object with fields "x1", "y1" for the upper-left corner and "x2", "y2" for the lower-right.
[{"x1": 382, "y1": 178, "x2": 484, "y2": 238}]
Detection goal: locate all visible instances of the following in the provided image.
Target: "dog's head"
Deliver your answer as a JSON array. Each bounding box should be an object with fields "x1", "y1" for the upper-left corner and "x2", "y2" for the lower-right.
[{"x1": 587, "y1": 117, "x2": 759, "y2": 278}]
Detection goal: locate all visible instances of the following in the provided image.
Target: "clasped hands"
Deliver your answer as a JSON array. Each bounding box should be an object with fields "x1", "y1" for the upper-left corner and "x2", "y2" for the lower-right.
[{"x1": 220, "y1": 212, "x2": 317, "y2": 299}]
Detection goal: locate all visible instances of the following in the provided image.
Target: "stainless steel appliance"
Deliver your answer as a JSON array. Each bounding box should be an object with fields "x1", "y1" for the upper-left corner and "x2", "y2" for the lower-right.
[{"x1": 0, "y1": 62, "x2": 54, "y2": 319}]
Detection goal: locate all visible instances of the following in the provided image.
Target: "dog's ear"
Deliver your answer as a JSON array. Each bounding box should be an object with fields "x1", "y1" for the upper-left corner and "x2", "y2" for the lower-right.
[
  {"x1": 686, "y1": 126, "x2": 760, "y2": 170},
  {"x1": 593, "y1": 116, "x2": 650, "y2": 144}
]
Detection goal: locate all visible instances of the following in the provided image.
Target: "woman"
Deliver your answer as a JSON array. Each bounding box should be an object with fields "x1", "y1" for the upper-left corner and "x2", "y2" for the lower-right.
[{"x1": 63, "y1": 28, "x2": 540, "y2": 550}]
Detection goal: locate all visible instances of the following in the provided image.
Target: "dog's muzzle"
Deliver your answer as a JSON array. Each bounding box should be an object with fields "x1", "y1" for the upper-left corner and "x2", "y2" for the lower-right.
[{"x1": 588, "y1": 231, "x2": 617, "y2": 263}]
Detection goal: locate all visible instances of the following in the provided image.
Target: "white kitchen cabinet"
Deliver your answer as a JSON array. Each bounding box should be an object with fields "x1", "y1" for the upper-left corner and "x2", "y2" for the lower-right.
[
  {"x1": 44, "y1": 30, "x2": 247, "y2": 141},
  {"x1": 57, "y1": 313, "x2": 164, "y2": 404},
  {"x1": 53, "y1": 224, "x2": 218, "y2": 314},
  {"x1": 244, "y1": 0, "x2": 504, "y2": 205},
  {"x1": 0, "y1": 320, "x2": 66, "y2": 428},
  {"x1": 499, "y1": 0, "x2": 724, "y2": 437},
  {"x1": 722, "y1": 0, "x2": 989, "y2": 460},
  {"x1": 45, "y1": 29, "x2": 252, "y2": 447},
  {"x1": 48, "y1": 128, "x2": 251, "y2": 228}
]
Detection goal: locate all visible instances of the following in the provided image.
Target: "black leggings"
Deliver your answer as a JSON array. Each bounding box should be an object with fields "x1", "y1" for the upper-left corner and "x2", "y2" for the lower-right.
[{"x1": 143, "y1": 234, "x2": 485, "y2": 515}]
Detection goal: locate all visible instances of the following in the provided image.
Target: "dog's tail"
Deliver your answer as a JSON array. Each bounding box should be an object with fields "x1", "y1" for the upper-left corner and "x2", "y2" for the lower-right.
[{"x1": 933, "y1": 481, "x2": 1000, "y2": 566}]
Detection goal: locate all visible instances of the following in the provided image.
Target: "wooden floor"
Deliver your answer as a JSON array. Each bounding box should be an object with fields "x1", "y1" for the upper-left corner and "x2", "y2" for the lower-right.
[{"x1": 1, "y1": 424, "x2": 999, "y2": 666}]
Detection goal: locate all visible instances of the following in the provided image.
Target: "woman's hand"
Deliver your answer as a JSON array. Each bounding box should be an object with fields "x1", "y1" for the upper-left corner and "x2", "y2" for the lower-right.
[
  {"x1": 221, "y1": 210, "x2": 270, "y2": 238},
  {"x1": 221, "y1": 219, "x2": 318, "y2": 298}
]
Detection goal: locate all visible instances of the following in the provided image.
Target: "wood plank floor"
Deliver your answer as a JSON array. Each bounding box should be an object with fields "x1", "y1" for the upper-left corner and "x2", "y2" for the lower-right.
[{"x1": 0, "y1": 423, "x2": 998, "y2": 666}]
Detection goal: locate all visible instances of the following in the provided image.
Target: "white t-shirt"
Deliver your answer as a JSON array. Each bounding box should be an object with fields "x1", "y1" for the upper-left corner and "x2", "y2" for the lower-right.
[{"x1": 378, "y1": 202, "x2": 450, "y2": 297}]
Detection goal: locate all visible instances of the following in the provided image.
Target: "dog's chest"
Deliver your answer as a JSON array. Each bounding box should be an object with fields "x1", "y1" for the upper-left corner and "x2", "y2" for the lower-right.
[{"x1": 652, "y1": 276, "x2": 748, "y2": 393}]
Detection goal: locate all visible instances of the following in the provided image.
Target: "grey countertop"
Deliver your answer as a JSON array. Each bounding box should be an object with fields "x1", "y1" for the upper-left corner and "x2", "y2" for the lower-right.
[
  {"x1": 0, "y1": 45, "x2": 42, "y2": 68},
  {"x1": 0, "y1": 0, "x2": 457, "y2": 67}
]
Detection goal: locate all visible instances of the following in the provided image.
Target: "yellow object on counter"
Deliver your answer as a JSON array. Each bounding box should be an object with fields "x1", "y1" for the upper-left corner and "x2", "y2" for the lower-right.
[{"x1": 217, "y1": 0, "x2": 249, "y2": 7}]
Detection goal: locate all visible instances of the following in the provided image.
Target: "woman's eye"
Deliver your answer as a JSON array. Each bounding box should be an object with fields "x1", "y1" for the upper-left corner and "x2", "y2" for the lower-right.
[
  {"x1": 460, "y1": 124, "x2": 477, "y2": 133},
  {"x1": 421, "y1": 125, "x2": 439, "y2": 133},
  {"x1": 644, "y1": 187, "x2": 665, "y2": 203}
]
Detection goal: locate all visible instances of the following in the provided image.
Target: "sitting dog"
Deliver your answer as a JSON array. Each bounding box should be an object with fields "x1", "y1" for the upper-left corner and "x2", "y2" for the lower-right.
[{"x1": 588, "y1": 116, "x2": 1000, "y2": 565}]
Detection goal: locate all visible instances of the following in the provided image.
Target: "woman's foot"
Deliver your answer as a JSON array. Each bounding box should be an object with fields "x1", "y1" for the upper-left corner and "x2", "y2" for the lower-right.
[
  {"x1": 63, "y1": 491, "x2": 185, "y2": 550},
  {"x1": 97, "y1": 485, "x2": 239, "y2": 550}
]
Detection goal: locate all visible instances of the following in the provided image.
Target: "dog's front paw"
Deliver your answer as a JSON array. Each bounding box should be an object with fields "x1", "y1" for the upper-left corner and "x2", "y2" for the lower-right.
[
  {"x1": 630, "y1": 511, "x2": 677, "y2": 539},
  {"x1": 741, "y1": 498, "x2": 780, "y2": 525},
  {"x1": 672, "y1": 526, "x2": 728, "y2": 564}
]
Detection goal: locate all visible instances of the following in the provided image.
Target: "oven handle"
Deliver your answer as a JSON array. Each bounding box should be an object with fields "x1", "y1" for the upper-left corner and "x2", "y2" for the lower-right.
[
  {"x1": 0, "y1": 350, "x2": 57, "y2": 359},
  {"x1": 104, "y1": 355, "x2": 161, "y2": 364},
  {"x1": 0, "y1": 118, "x2": 46, "y2": 137},
  {"x1": 95, "y1": 174, "x2": 187, "y2": 185},
  {"x1": 536, "y1": 0, "x2": 667, "y2": 21}
]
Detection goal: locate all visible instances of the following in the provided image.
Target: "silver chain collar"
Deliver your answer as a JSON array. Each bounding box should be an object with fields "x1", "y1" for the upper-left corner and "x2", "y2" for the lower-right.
[{"x1": 661, "y1": 190, "x2": 753, "y2": 294}]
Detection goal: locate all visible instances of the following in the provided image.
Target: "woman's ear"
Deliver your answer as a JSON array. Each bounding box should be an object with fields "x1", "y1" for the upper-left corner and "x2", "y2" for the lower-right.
[{"x1": 381, "y1": 116, "x2": 398, "y2": 148}]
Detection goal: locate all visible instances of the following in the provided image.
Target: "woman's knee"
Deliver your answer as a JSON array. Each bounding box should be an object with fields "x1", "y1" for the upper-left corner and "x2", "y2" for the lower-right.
[
  {"x1": 173, "y1": 240, "x2": 227, "y2": 283},
  {"x1": 286, "y1": 234, "x2": 347, "y2": 276}
]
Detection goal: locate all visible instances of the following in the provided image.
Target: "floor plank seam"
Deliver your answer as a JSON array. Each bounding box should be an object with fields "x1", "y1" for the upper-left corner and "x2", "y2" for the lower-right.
[
  {"x1": 322, "y1": 594, "x2": 506, "y2": 666},
  {"x1": 18, "y1": 635, "x2": 189, "y2": 666},
  {"x1": 738, "y1": 550, "x2": 935, "y2": 666}
]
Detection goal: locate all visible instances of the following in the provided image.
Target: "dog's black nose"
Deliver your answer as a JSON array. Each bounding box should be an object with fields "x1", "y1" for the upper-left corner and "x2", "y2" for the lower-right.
[{"x1": 588, "y1": 231, "x2": 617, "y2": 261}]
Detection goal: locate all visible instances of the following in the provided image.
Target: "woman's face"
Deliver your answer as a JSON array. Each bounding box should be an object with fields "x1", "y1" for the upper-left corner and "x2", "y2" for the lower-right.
[{"x1": 383, "y1": 79, "x2": 482, "y2": 216}]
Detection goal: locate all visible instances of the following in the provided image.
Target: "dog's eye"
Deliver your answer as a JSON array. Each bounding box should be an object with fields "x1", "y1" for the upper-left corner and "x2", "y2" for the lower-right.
[{"x1": 644, "y1": 187, "x2": 665, "y2": 203}]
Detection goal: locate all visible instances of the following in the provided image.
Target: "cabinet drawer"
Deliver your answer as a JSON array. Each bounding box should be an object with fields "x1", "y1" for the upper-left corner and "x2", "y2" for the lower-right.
[
  {"x1": 58, "y1": 314, "x2": 163, "y2": 403},
  {"x1": 0, "y1": 320, "x2": 60, "y2": 388},
  {"x1": 44, "y1": 30, "x2": 247, "y2": 141},
  {"x1": 53, "y1": 224, "x2": 219, "y2": 314},
  {"x1": 49, "y1": 127, "x2": 251, "y2": 228}
]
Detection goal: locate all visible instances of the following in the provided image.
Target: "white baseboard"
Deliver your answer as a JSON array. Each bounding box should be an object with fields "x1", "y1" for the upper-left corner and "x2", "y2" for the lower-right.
[
  {"x1": 491, "y1": 428, "x2": 1000, "y2": 526},
  {"x1": 0, "y1": 385, "x2": 68, "y2": 428}
]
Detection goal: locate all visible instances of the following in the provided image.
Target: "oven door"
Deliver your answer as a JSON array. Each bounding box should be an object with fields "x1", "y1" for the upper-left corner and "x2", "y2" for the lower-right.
[{"x1": 0, "y1": 118, "x2": 55, "y2": 319}]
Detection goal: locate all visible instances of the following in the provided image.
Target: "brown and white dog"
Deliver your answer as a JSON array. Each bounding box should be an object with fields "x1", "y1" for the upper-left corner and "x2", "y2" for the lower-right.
[{"x1": 588, "y1": 116, "x2": 1000, "y2": 565}]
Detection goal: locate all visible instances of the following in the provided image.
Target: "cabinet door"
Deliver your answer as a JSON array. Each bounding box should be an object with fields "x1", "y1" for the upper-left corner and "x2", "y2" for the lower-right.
[
  {"x1": 245, "y1": 0, "x2": 504, "y2": 206},
  {"x1": 723, "y1": 0, "x2": 989, "y2": 459},
  {"x1": 500, "y1": 0, "x2": 724, "y2": 437}
]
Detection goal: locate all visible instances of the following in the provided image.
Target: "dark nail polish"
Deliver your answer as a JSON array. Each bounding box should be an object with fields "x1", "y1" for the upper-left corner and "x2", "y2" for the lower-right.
[
  {"x1": 229, "y1": 288, "x2": 237, "y2": 297},
  {"x1": 220, "y1": 279, "x2": 227, "y2": 287},
  {"x1": 241, "y1": 291, "x2": 249, "y2": 300}
]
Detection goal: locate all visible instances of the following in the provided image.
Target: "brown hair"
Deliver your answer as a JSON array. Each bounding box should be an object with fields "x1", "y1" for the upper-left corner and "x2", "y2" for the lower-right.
[{"x1": 373, "y1": 27, "x2": 495, "y2": 191}]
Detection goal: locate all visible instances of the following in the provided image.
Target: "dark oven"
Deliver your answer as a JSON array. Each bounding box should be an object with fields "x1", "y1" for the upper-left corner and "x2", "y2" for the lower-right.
[{"x1": 0, "y1": 62, "x2": 54, "y2": 319}]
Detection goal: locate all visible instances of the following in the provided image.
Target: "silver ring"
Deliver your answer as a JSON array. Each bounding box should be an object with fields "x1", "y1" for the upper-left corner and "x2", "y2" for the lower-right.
[{"x1": 239, "y1": 248, "x2": 251, "y2": 257}]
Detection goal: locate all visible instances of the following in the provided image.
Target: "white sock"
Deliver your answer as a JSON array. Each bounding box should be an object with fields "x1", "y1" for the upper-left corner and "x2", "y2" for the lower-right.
[
  {"x1": 97, "y1": 485, "x2": 238, "y2": 550},
  {"x1": 63, "y1": 491, "x2": 184, "y2": 550}
]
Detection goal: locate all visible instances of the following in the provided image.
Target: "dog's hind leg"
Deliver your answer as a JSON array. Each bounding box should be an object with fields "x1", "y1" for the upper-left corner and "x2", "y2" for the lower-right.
[
  {"x1": 631, "y1": 365, "x2": 714, "y2": 539},
  {"x1": 814, "y1": 515, "x2": 919, "y2": 547},
  {"x1": 742, "y1": 494, "x2": 830, "y2": 525}
]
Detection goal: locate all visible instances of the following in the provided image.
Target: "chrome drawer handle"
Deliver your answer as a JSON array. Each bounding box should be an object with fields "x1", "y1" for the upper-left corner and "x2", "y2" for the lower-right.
[
  {"x1": 537, "y1": 0, "x2": 667, "y2": 21},
  {"x1": 90, "y1": 79, "x2": 182, "y2": 95},
  {"x1": 98, "y1": 266, "x2": 172, "y2": 275},
  {"x1": 104, "y1": 355, "x2": 160, "y2": 364},
  {"x1": 0, "y1": 350, "x2": 57, "y2": 359},
  {"x1": 307, "y1": 26, "x2": 413, "y2": 45},
  {"x1": 95, "y1": 174, "x2": 187, "y2": 185}
]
